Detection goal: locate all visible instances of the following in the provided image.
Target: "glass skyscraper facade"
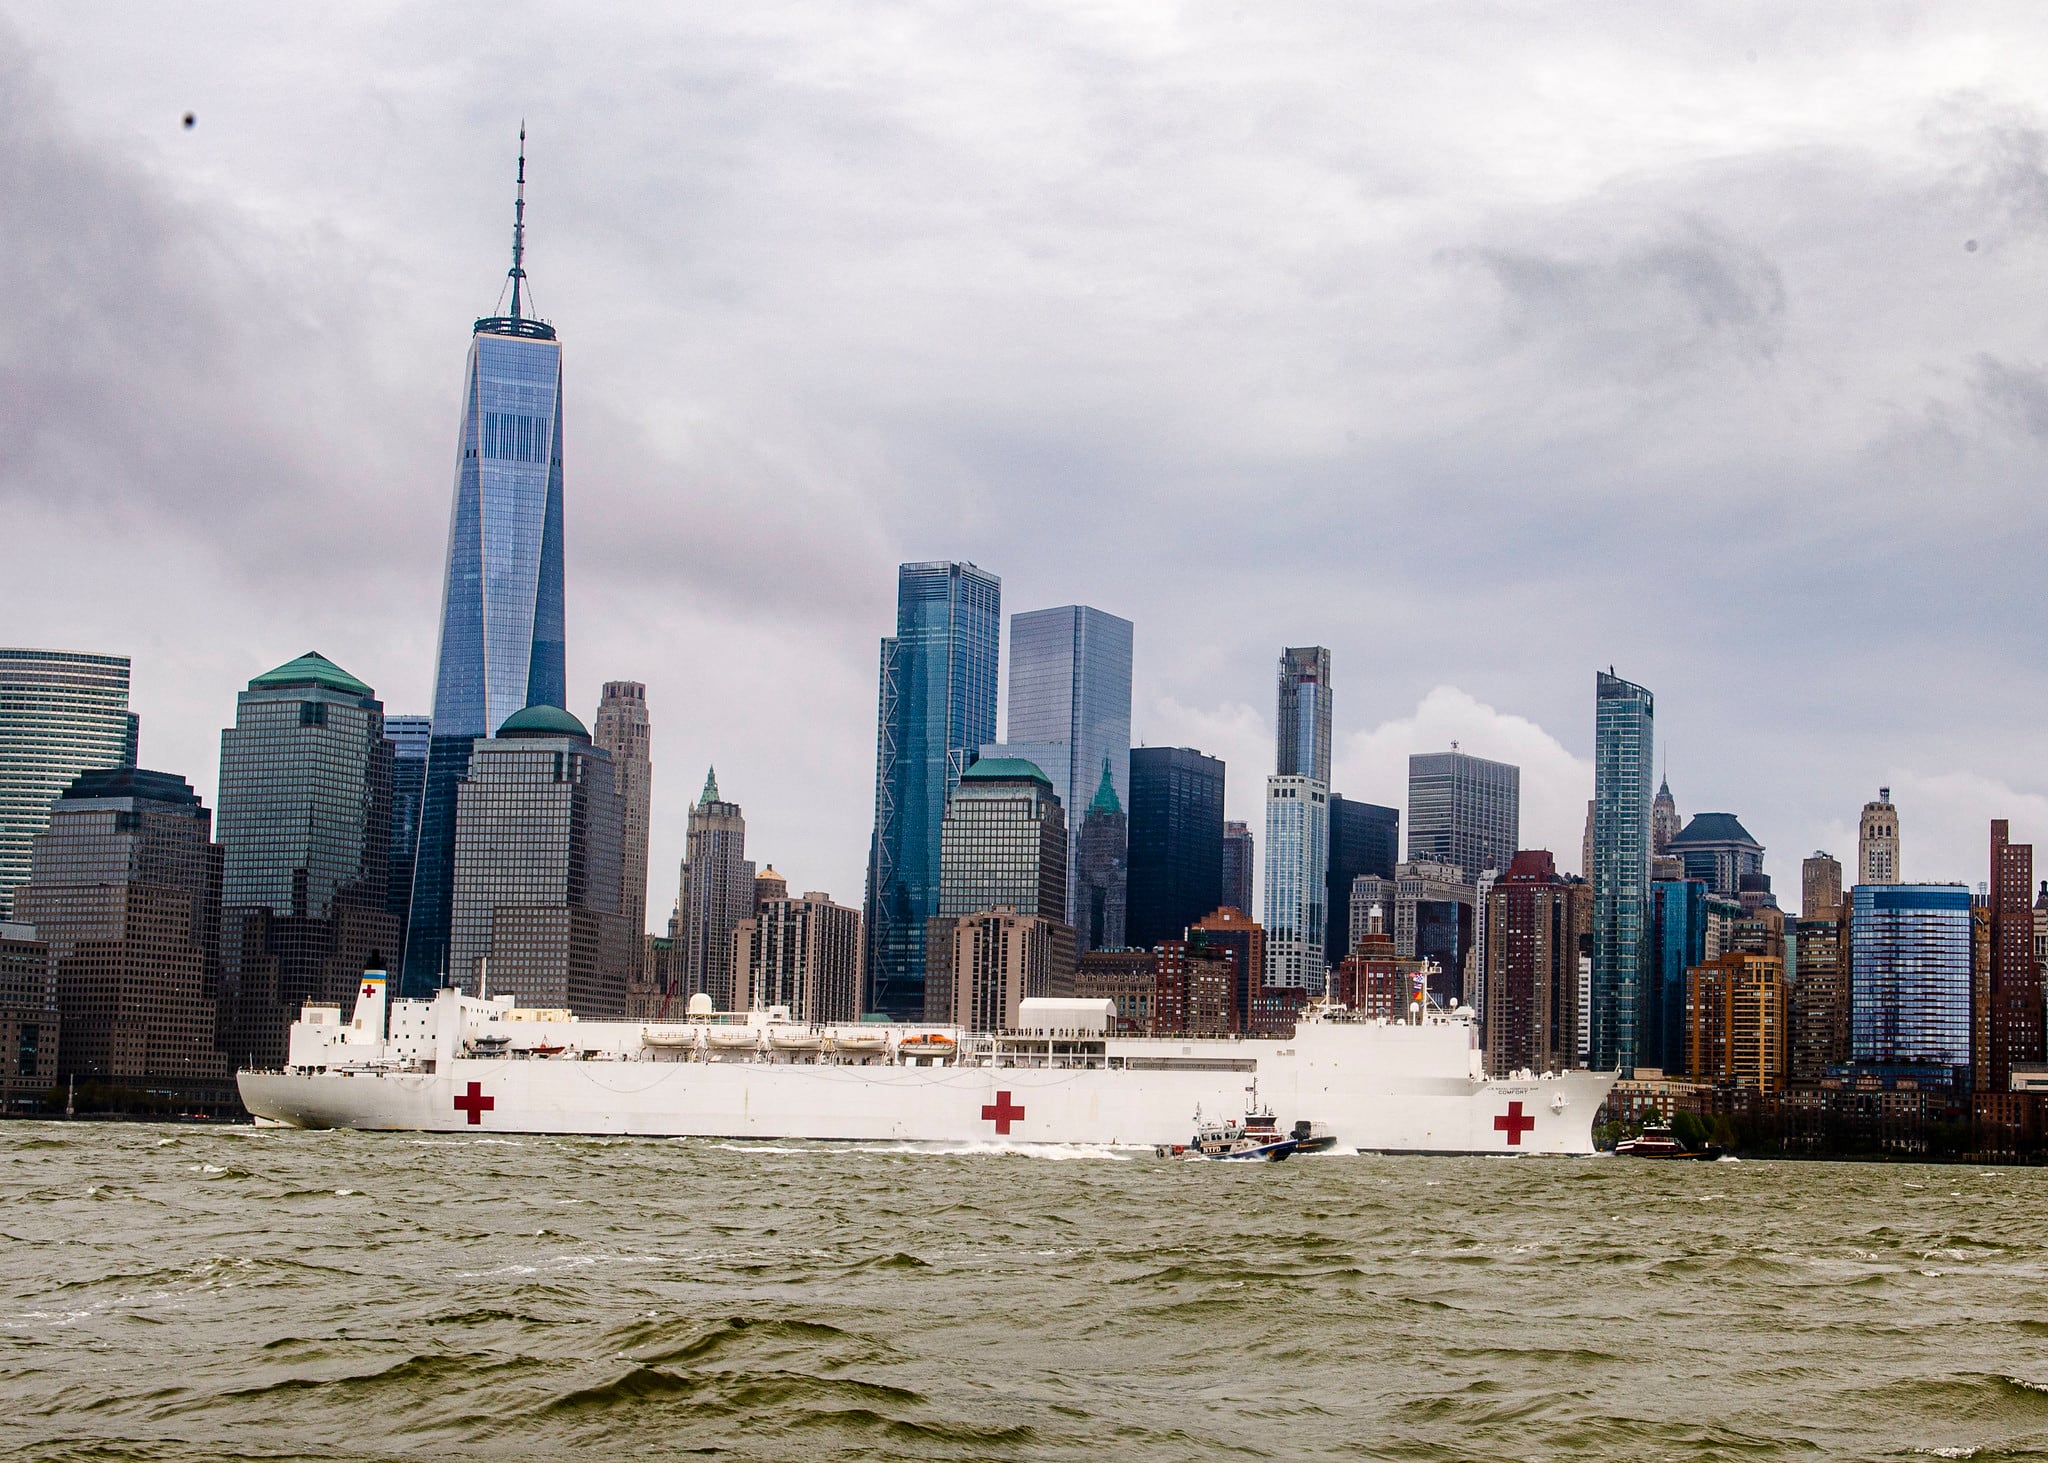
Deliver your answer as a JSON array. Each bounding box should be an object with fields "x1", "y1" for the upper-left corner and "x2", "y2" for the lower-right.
[
  {"x1": 1276, "y1": 647, "x2": 1332, "y2": 785},
  {"x1": 1263, "y1": 775, "x2": 1330, "y2": 989},
  {"x1": 1326, "y1": 794, "x2": 1398, "y2": 964},
  {"x1": 1849, "y1": 883, "x2": 1972, "y2": 1078},
  {"x1": 383, "y1": 714, "x2": 430, "y2": 958},
  {"x1": 1591, "y1": 670, "x2": 1655, "y2": 1073},
  {"x1": 1001, "y1": 605, "x2": 1133, "y2": 931},
  {"x1": 864, "y1": 561, "x2": 1002, "y2": 1019},
  {"x1": 1406, "y1": 749, "x2": 1519, "y2": 880},
  {"x1": 215, "y1": 653, "x2": 398, "y2": 1069},
  {"x1": 1647, "y1": 878, "x2": 1709, "y2": 1075},
  {"x1": 0, "y1": 649, "x2": 137, "y2": 919},
  {"x1": 403, "y1": 149, "x2": 568, "y2": 998}
]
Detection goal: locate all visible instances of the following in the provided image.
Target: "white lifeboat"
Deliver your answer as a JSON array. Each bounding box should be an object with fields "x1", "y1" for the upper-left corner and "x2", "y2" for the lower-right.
[
  {"x1": 640, "y1": 1027, "x2": 697, "y2": 1049},
  {"x1": 706, "y1": 1026, "x2": 761, "y2": 1053},
  {"x1": 766, "y1": 1028, "x2": 824, "y2": 1053},
  {"x1": 830, "y1": 1029, "x2": 889, "y2": 1055}
]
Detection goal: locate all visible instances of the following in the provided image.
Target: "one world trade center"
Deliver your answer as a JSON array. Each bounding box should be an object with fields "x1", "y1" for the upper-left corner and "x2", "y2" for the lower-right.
[{"x1": 402, "y1": 132, "x2": 568, "y2": 995}]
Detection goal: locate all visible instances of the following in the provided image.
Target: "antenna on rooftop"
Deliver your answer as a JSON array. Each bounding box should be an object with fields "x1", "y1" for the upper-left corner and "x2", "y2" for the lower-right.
[{"x1": 508, "y1": 123, "x2": 528, "y2": 321}]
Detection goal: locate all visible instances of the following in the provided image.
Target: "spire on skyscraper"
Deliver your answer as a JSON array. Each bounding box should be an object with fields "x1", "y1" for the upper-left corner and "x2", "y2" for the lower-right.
[
  {"x1": 476, "y1": 126, "x2": 555, "y2": 342},
  {"x1": 700, "y1": 767, "x2": 720, "y2": 806}
]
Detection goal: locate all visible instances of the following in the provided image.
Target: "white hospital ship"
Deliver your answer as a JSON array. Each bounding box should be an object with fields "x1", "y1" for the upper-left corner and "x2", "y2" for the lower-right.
[{"x1": 235, "y1": 973, "x2": 1615, "y2": 1155}]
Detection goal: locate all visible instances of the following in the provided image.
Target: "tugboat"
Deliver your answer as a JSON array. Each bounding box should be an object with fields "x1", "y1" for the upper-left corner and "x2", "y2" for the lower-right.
[
  {"x1": 1612, "y1": 1124, "x2": 1722, "y2": 1160},
  {"x1": 1289, "y1": 1119, "x2": 1339, "y2": 1155},
  {"x1": 1159, "y1": 1084, "x2": 1300, "y2": 1161}
]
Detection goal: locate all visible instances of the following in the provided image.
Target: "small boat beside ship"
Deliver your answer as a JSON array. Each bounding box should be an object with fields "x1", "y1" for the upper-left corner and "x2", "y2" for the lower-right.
[
  {"x1": 1612, "y1": 1124, "x2": 1722, "y2": 1160},
  {"x1": 1158, "y1": 1085, "x2": 1301, "y2": 1161}
]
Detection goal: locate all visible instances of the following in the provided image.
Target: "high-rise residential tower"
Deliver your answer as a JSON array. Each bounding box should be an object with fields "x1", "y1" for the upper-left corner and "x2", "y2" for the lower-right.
[
  {"x1": 735, "y1": 891, "x2": 863, "y2": 1025},
  {"x1": 1405, "y1": 748, "x2": 1519, "y2": 881},
  {"x1": 215, "y1": 653, "x2": 399, "y2": 1069},
  {"x1": 1125, "y1": 747, "x2": 1225, "y2": 950},
  {"x1": 404, "y1": 134, "x2": 569, "y2": 997},
  {"x1": 1074, "y1": 758, "x2": 1128, "y2": 955},
  {"x1": 1850, "y1": 882, "x2": 1970, "y2": 1078},
  {"x1": 1801, "y1": 851, "x2": 1843, "y2": 922},
  {"x1": 1859, "y1": 788, "x2": 1901, "y2": 885},
  {"x1": 593, "y1": 682, "x2": 652, "y2": 942},
  {"x1": 1985, "y1": 820, "x2": 2040, "y2": 1094},
  {"x1": 14, "y1": 768, "x2": 226, "y2": 1101},
  {"x1": 1000, "y1": 606, "x2": 1132, "y2": 931},
  {"x1": 1221, "y1": 821, "x2": 1254, "y2": 916},
  {"x1": 1481, "y1": 851, "x2": 1589, "y2": 1077},
  {"x1": 1276, "y1": 647, "x2": 1333, "y2": 784},
  {"x1": 679, "y1": 770, "x2": 752, "y2": 1010},
  {"x1": 864, "y1": 561, "x2": 1001, "y2": 1019},
  {"x1": 1267, "y1": 648, "x2": 1333, "y2": 991},
  {"x1": 448, "y1": 706, "x2": 630, "y2": 1015},
  {"x1": 1591, "y1": 670, "x2": 1655, "y2": 1074},
  {"x1": 0, "y1": 649, "x2": 137, "y2": 918}
]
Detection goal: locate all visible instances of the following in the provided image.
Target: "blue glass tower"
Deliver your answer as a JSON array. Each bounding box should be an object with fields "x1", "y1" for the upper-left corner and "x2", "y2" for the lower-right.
[
  {"x1": 864, "y1": 561, "x2": 1001, "y2": 1019},
  {"x1": 1591, "y1": 669, "x2": 1654, "y2": 1073},
  {"x1": 402, "y1": 133, "x2": 568, "y2": 996},
  {"x1": 1850, "y1": 883, "x2": 1972, "y2": 1080},
  {"x1": 1647, "y1": 878, "x2": 1708, "y2": 1074}
]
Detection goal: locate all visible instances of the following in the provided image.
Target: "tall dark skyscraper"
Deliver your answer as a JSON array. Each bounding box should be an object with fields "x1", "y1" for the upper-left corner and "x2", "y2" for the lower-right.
[
  {"x1": 1591, "y1": 670, "x2": 1655, "y2": 1073},
  {"x1": 1405, "y1": 748, "x2": 1519, "y2": 880},
  {"x1": 864, "y1": 561, "x2": 1001, "y2": 1018},
  {"x1": 215, "y1": 653, "x2": 399, "y2": 1069},
  {"x1": 1221, "y1": 820, "x2": 1254, "y2": 915},
  {"x1": 1326, "y1": 794, "x2": 1398, "y2": 964},
  {"x1": 1126, "y1": 747, "x2": 1225, "y2": 950},
  {"x1": 383, "y1": 714, "x2": 429, "y2": 961},
  {"x1": 404, "y1": 134, "x2": 569, "y2": 997},
  {"x1": 1276, "y1": 646, "x2": 1333, "y2": 785},
  {"x1": 0, "y1": 649, "x2": 138, "y2": 918},
  {"x1": 1985, "y1": 820, "x2": 2039, "y2": 1094}
]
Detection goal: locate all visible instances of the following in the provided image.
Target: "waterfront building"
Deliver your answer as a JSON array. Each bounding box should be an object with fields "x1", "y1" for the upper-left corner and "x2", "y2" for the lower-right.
[
  {"x1": 1789, "y1": 915, "x2": 1848, "y2": 1084},
  {"x1": 1275, "y1": 647, "x2": 1333, "y2": 784},
  {"x1": 1468, "y1": 867, "x2": 1499, "y2": 1017},
  {"x1": 753, "y1": 866, "x2": 788, "y2": 911},
  {"x1": 1651, "y1": 778, "x2": 1680, "y2": 857},
  {"x1": 1647, "y1": 878, "x2": 1710, "y2": 1075},
  {"x1": 1984, "y1": 820, "x2": 2040, "y2": 1094},
  {"x1": 733, "y1": 891, "x2": 862, "y2": 1024},
  {"x1": 1801, "y1": 851, "x2": 1843, "y2": 922},
  {"x1": 1002, "y1": 606, "x2": 1132, "y2": 932},
  {"x1": 1349, "y1": 861, "x2": 1475, "y2": 1004},
  {"x1": 384, "y1": 714, "x2": 430, "y2": 959},
  {"x1": 1405, "y1": 748, "x2": 1519, "y2": 882},
  {"x1": 1326, "y1": 794, "x2": 1399, "y2": 964},
  {"x1": 0, "y1": 922, "x2": 59, "y2": 1111},
  {"x1": 1481, "y1": 852, "x2": 1589, "y2": 1078},
  {"x1": 1858, "y1": 788, "x2": 1902, "y2": 886},
  {"x1": 1221, "y1": 820, "x2": 1254, "y2": 917},
  {"x1": 1849, "y1": 883, "x2": 1972, "y2": 1080},
  {"x1": 1074, "y1": 759, "x2": 1128, "y2": 955},
  {"x1": 13, "y1": 768, "x2": 227, "y2": 1101},
  {"x1": 939, "y1": 907, "x2": 1060, "y2": 1033},
  {"x1": 1664, "y1": 814, "x2": 1763, "y2": 898},
  {"x1": 1263, "y1": 774, "x2": 1329, "y2": 989},
  {"x1": 1125, "y1": 747, "x2": 1225, "y2": 951},
  {"x1": 1591, "y1": 670, "x2": 1656, "y2": 1074},
  {"x1": 1071, "y1": 949, "x2": 1155, "y2": 1034},
  {"x1": 1684, "y1": 952, "x2": 1788, "y2": 1094},
  {"x1": 448, "y1": 707, "x2": 630, "y2": 1016},
  {"x1": 0, "y1": 649, "x2": 137, "y2": 919},
  {"x1": 1154, "y1": 938, "x2": 1240, "y2": 1037},
  {"x1": 592, "y1": 683, "x2": 653, "y2": 944},
  {"x1": 864, "y1": 561, "x2": 1002, "y2": 1019},
  {"x1": 214, "y1": 653, "x2": 399, "y2": 1070},
  {"x1": 405, "y1": 138, "x2": 570, "y2": 997},
  {"x1": 678, "y1": 770, "x2": 752, "y2": 1010}
]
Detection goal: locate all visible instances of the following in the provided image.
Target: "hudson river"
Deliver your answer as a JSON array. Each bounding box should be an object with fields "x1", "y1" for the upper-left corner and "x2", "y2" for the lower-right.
[{"x1": 5, "y1": 1125, "x2": 2047, "y2": 1460}]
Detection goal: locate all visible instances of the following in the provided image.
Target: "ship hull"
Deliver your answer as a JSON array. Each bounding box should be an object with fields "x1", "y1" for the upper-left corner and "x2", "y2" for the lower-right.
[{"x1": 238, "y1": 1022, "x2": 1613, "y2": 1157}]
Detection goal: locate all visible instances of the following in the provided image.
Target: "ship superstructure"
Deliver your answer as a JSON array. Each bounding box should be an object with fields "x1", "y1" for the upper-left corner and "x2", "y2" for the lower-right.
[{"x1": 236, "y1": 973, "x2": 1615, "y2": 1155}]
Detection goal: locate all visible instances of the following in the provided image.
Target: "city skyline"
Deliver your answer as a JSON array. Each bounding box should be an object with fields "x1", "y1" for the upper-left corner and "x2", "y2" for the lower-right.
[{"x1": 10, "y1": 11, "x2": 2048, "y2": 929}]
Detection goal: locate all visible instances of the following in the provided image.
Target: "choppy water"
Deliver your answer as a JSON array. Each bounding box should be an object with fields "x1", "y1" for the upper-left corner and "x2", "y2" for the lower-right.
[{"x1": 5, "y1": 1126, "x2": 2048, "y2": 1460}]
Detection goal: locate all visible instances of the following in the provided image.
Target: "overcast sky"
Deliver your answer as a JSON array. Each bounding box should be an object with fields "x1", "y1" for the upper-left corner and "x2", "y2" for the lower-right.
[{"x1": 5, "y1": 4, "x2": 2047, "y2": 926}]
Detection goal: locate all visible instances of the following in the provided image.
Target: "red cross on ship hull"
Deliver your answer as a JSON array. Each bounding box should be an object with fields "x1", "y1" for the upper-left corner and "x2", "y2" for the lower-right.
[
  {"x1": 453, "y1": 1081, "x2": 494, "y2": 1125},
  {"x1": 1494, "y1": 1100, "x2": 1535, "y2": 1146},
  {"x1": 981, "y1": 1090, "x2": 1025, "y2": 1135}
]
